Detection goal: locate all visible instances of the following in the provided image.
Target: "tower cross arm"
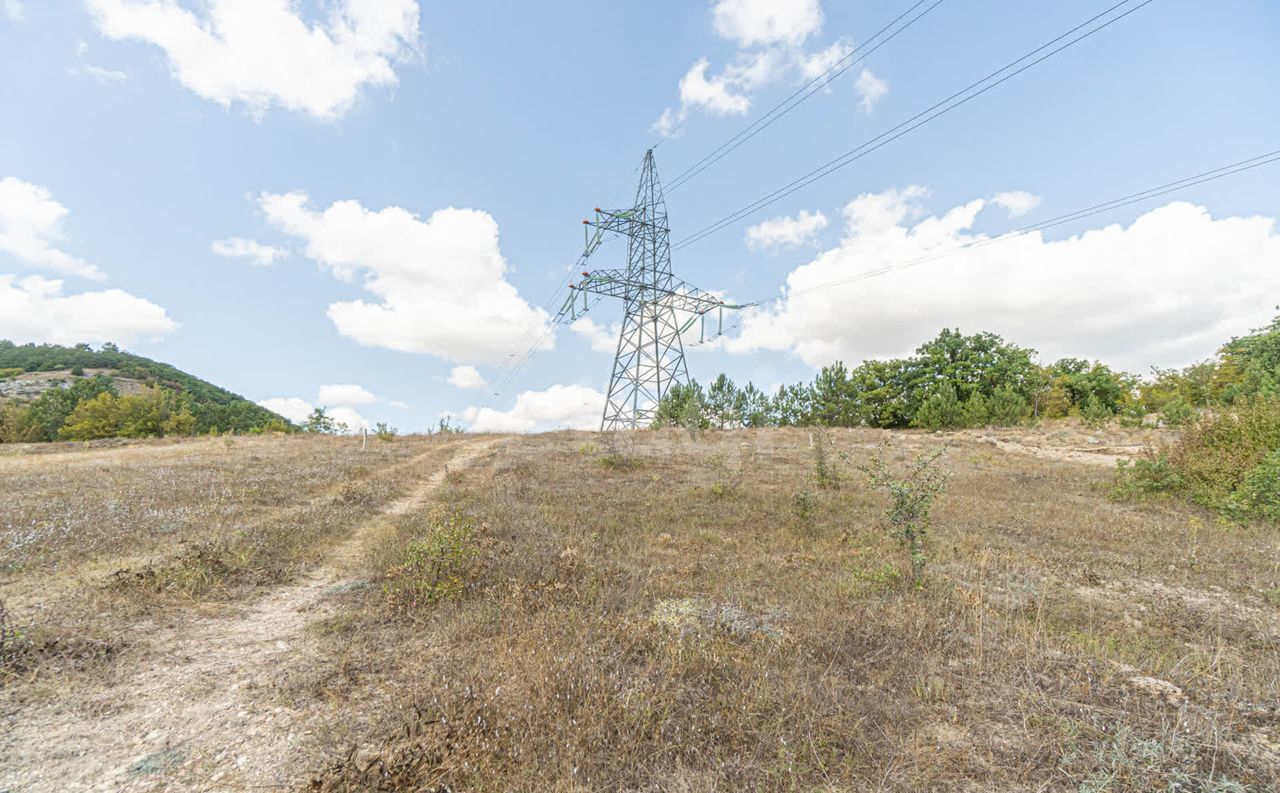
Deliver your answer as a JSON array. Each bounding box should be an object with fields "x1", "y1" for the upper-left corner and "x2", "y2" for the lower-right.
[{"x1": 571, "y1": 270, "x2": 744, "y2": 316}]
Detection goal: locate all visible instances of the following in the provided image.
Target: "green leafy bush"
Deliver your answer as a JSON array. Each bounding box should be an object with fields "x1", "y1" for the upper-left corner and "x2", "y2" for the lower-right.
[
  {"x1": 848, "y1": 563, "x2": 902, "y2": 595},
  {"x1": 913, "y1": 384, "x2": 964, "y2": 430},
  {"x1": 383, "y1": 515, "x2": 479, "y2": 611},
  {"x1": 1113, "y1": 397, "x2": 1280, "y2": 524},
  {"x1": 961, "y1": 392, "x2": 989, "y2": 428},
  {"x1": 812, "y1": 427, "x2": 840, "y2": 488},
  {"x1": 1226, "y1": 450, "x2": 1280, "y2": 524},
  {"x1": 1158, "y1": 397, "x2": 1196, "y2": 428},
  {"x1": 792, "y1": 487, "x2": 818, "y2": 535},
  {"x1": 1080, "y1": 395, "x2": 1114, "y2": 428},
  {"x1": 862, "y1": 448, "x2": 951, "y2": 586},
  {"x1": 987, "y1": 386, "x2": 1029, "y2": 426},
  {"x1": 59, "y1": 386, "x2": 197, "y2": 440},
  {"x1": 302, "y1": 407, "x2": 347, "y2": 435},
  {"x1": 1111, "y1": 457, "x2": 1183, "y2": 500},
  {"x1": 1170, "y1": 397, "x2": 1280, "y2": 510}
]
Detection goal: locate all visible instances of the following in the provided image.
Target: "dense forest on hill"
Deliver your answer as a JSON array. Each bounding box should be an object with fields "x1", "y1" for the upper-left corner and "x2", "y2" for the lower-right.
[{"x1": 0, "y1": 341, "x2": 289, "y2": 441}]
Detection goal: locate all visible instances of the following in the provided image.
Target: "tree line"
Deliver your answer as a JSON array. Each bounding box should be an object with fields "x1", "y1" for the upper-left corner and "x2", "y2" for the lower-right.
[{"x1": 654, "y1": 317, "x2": 1280, "y2": 431}]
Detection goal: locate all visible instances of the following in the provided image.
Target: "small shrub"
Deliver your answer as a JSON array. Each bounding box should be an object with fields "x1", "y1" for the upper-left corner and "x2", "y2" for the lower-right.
[
  {"x1": 708, "y1": 453, "x2": 743, "y2": 498},
  {"x1": 374, "y1": 422, "x2": 398, "y2": 441},
  {"x1": 1158, "y1": 397, "x2": 1196, "y2": 428},
  {"x1": 434, "y1": 416, "x2": 463, "y2": 435},
  {"x1": 862, "y1": 448, "x2": 951, "y2": 587},
  {"x1": 383, "y1": 515, "x2": 479, "y2": 611},
  {"x1": 1225, "y1": 450, "x2": 1280, "y2": 524},
  {"x1": 1080, "y1": 395, "x2": 1114, "y2": 429},
  {"x1": 679, "y1": 396, "x2": 706, "y2": 440},
  {"x1": 792, "y1": 487, "x2": 818, "y2": 534},
  {"x1": 1117, "y1": 402, "x2": 1149, "y2": 428},
  {"x1": 0, "y1": 367, "x2": 23, "y2": 380},
  {"x1": 599, "y1": 454, "x2": 638, "y2": 470},
  {"x1": 599, "y1": 431, "x2": 640, "y2": 469},
  {"x1": 1111, "y1": 457, "x2": 1183, "y2": 500},
  {"x1": 961, "y1": 392, "x2": 989, "y2": 428},
  {"x1": 1169, "y1": 397, "x2": 1280, "y2": 510},
  {"x1": 914, "y1": 384, "x2": 964, "y2": 430},
  {"x1": 812, "y1": 427, "x2": 840, "y2": 488},
  {"x1": 987, "y1": 386, "x2": 1029, "y2": 427},
  {"x1": 260, "y1": 417, "x2": 292, "y2": 434},
  {"x1": 848, "y1": 563, "x2": 902, "y2": 595}
]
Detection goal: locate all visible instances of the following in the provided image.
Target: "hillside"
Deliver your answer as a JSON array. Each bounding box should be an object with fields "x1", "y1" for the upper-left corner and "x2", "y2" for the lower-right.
[
  {"x1": 0, "y1": 341, "x2": 287, "y2": 440},
  {"x1": 1, "y1": 428, "x2": 1277, "y2": 790}
]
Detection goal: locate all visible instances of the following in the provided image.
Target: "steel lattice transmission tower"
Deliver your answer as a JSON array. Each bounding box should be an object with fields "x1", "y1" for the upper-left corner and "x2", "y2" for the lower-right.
[{"x1": 558, "y1": 150, "x2": 741, "y2": 431}]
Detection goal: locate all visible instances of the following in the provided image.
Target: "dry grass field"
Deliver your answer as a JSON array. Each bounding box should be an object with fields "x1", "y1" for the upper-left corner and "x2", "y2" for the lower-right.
[{"x1": 2, "y1": 425, "x2": 1278, "y2": 791}]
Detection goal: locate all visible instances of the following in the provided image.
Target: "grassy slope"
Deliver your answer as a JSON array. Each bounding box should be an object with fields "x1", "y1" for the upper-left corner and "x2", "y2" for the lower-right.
[
  {"x1": 307, "y1": 427, "x2": 1279, "y2": 790},
  {"x1": 1, "y1": 428, "x2": 1277, "y2": 791}
]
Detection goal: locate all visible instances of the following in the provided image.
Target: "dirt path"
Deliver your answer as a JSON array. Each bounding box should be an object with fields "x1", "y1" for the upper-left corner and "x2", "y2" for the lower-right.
[
  {"x1": 1, "y1": 439, "x2": 498, "y2": 792},
  {"x1": 974, "y1": 434, "x2": 1147, "y2": 468}
]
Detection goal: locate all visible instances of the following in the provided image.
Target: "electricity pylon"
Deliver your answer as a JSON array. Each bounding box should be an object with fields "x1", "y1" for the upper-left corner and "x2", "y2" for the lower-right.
[{"x1": 558, "y1": 150, "x2": 741, "y2": 431}]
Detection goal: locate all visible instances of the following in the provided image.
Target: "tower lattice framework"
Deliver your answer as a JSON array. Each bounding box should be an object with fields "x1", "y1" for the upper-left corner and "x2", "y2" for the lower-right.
[{"x1": 560, "y1": 150, "x2": 739, "y2": 431}]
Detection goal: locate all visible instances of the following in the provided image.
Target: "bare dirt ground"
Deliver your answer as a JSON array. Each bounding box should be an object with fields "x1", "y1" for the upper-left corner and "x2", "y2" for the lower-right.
[{"x1": 1, "y1": 438, "x2": 497, "y2": 792}]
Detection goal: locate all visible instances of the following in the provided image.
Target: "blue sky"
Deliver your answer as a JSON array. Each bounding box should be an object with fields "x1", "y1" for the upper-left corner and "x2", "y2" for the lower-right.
[{"x1": 1, "y1": 0, "x2": 1278, "y2": 432}]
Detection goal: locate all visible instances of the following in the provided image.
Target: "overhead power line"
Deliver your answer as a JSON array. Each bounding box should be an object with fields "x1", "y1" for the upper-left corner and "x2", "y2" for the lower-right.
[
  {"x1": 693, "y1": 147, "x2": 1280, "y2": 324},
  {"x1": 672, "y1": 0, "x2": 1156, "y2": 252},
  {"x1": 665, "y1": 0, "x2": 948, "y2": 193}
]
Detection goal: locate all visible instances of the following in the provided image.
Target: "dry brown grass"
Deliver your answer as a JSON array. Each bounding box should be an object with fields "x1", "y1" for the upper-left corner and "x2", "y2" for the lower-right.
[
  {"x1": 3, "y1": 427, "x2": 1278, "y2": 791},
  {"x1": 294, "y1": 427, "x2": 1278, "y2": 791},
  {"x1": 0, "y1": 433, "x2": 462, "y2": 689}
]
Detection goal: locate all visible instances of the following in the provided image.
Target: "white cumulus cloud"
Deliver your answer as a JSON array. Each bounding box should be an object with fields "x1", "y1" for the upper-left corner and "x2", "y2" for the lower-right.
[
  {"x1": 991, "y1": 191, "x2": 1042, "y2": 218},
  {"x1": 678, "y1": 56, "x2": 756, "y2": 116},
  {"x1": 330, "y1": 406, "x2": 370, "y2": 431},
  {"x1": 0, "y1": 274, "x2": 177, "y2": 345},
  {"x1": 0, "y1": 177, "x2": 104, "y2": 280},
  {"x1": 317, "y1": 382, "x2": 377, "y2": 406},
  {"x1": 712, "y1": 0, "x2": 823, "y2": 47},
  {"x1": 256, "y1": 395, "x2": 368, "y2": 431},
  {"x1": 463, "y1": 384, "x2": 605, "y2": 434},
  {"x1": 569, "y1": 316, "x2": 620, "y2": 353},
  {"x1": 745, "y1": 209, "x2": 828, "y2": 251},
  {"x1": 727, "y1": 187, "x2": 1280, "y2": 373},
  {"x1": 258, "y1": 191, "x2": 551, "y2": 365},
  {"x1": 799, "y1": 40, "x2": 852, "y2": 80},
  {"x1": 73, "y1": 64, "x2": 129, "y2": 84},
  {"x1": 855, "y1": 68, "x2": 888, "y2": 112},
  {"x1": 86, "y1": 0, "x2": 420, "y2": 120},
  {"x1": 256, "y1": 396, "x2": 312, "y2": 424},
  {"x1": 446, "y1": 365, "x2": 487, "y2": 390},
  {"x1": 654, "y1": 0, "x2": 834, "y2": 136},
  {"x1": 211, "y1": 236, "x2": 287, "y2": 266}
]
